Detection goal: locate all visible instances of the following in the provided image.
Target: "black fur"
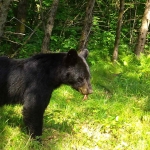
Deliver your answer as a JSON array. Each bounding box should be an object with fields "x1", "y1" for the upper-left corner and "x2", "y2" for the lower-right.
[{"x1": 0, "y1": 49, "x2": 92, "y2": 138}]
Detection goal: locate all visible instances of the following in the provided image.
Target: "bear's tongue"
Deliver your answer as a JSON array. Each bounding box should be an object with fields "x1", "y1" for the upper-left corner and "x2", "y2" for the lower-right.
[{"x1": 83, "y1": 95, "x2": 88, "y2": 100}]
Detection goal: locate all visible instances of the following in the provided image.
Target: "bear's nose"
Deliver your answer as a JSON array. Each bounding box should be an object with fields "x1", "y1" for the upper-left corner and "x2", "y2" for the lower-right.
[{"x1": 79, "y1": 87, "x2": 93, "y2": 95}]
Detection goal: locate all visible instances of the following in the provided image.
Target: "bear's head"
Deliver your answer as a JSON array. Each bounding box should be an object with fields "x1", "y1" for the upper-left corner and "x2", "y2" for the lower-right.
[{"x1": 63, "y1": 49, "x2": 93, "y2": 96}]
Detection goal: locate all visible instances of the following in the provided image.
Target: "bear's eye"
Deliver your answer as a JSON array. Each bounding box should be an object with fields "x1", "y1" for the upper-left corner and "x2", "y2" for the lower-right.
[{"x1": 77, "y1": 77, "x2": 84, "y2": 83}]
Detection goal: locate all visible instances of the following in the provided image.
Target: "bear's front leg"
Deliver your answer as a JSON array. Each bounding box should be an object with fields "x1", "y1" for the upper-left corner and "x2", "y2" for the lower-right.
[{"x1": 22, "y1": 104, "x2": 45, "y2": 138}]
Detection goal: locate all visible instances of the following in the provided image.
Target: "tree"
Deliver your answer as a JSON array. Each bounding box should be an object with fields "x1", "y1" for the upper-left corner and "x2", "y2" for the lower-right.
[
  {"x1": 78, "y1": 0, "x2": 95, "y2": 51},
  {"x1": 16, "y1": 0, "x2": 28, "y2": 35},
  {"x1": 135, "y1": 0, "x2": 150, "y2": 57},
  {"x1": 9, "y1": 0, "x2": 28, "y2": 56},
  {"x1": 0, "y1": 0, "x2": 12, "y2": 39},
  {"x1": 112, "y1": 0, "x2": 124, "y2": 61},
  {"x1": 41, "y1": 0, "x2": 59, "y2": 53}
]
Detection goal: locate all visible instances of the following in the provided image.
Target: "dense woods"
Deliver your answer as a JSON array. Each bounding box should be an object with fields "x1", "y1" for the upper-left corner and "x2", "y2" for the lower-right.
[{"x1": 0, "y1": 0, "x2": 149, "y2": 58}]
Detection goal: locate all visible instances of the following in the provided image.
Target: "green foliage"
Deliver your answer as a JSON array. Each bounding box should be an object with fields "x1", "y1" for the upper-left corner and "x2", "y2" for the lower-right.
[
  {"x1": 50, "y1": 34, "x2": 78, "y2": 52},
  {"x1": 1, "y1": 0, "x2": 148, "y2": 58}
]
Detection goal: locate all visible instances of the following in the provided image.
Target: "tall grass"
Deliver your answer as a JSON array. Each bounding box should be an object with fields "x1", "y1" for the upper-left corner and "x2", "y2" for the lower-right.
[{"x1": 1, "y1": 51, "x2": 150, "y2": 149}]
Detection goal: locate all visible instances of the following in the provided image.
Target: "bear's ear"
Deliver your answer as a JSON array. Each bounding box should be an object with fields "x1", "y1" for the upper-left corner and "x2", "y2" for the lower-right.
[
  {"x1": 79, "y1": 49, "x2": 89, "y2": 59},
  {"x1": 65, "y1": 49, "x2": 78, "y2": 66}
]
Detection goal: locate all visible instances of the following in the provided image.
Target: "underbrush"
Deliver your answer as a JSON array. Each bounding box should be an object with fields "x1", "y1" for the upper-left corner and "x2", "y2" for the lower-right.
[{"x1": 0, "y1": 51, "x2": 150, "y2": 149}]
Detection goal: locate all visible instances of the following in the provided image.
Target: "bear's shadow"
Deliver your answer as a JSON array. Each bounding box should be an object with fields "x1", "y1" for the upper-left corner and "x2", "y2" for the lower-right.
[
  {"x1": 0, "y1": 105, "x2": 25, "y2": 131},
  {"x1": 0, "y1": 105, "x2": 73, "y2": 141}
]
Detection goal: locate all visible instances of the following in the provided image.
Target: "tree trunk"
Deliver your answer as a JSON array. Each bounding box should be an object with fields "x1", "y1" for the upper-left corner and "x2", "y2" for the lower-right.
[
  {"x1": 16, "y1": 0, "x2": 28, "y2": 35},
  {"x1": 8, "y1": 0, "x2": 28, "y2": 56},
  {"x1": 41, "y1": 0, "x2": 59, "y2": 53},
  {"x1": 135, "y1": 0, "x2": 150, "y2": 57},
  {"x1": 0, "y1": 0, "x2": 12, "y2": 38},
  {"x1": 112, "y1": 0, "x2": 124, "y2": 62},
  {"x1": 78, "y1": 0, "x2": 95, "y2": 51}
]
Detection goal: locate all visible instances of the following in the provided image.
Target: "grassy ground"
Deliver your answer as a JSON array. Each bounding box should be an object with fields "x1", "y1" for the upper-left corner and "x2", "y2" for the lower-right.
[{"x1": 1, "y1": 51, "x2": 150, "y2": 150}]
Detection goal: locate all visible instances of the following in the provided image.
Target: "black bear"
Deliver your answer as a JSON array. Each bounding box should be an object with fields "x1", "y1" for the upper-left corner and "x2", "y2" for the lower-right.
[{"x1": 0, "y1": 49, "x2": 92, "y2": 138}]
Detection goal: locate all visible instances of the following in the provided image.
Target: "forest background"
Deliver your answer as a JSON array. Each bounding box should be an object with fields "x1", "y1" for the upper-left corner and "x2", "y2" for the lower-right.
[
  {"x1": 1, "y1": 0, "x2": 150, "y2": 150},
  {"x1": 1, "y1": 0, "x2": 149, "y2": 58}
]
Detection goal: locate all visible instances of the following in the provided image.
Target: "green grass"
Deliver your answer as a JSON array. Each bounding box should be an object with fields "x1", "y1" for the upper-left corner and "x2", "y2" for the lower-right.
[{"x1": 1, "y1": 51, "x2": 150, "y2": 149}]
